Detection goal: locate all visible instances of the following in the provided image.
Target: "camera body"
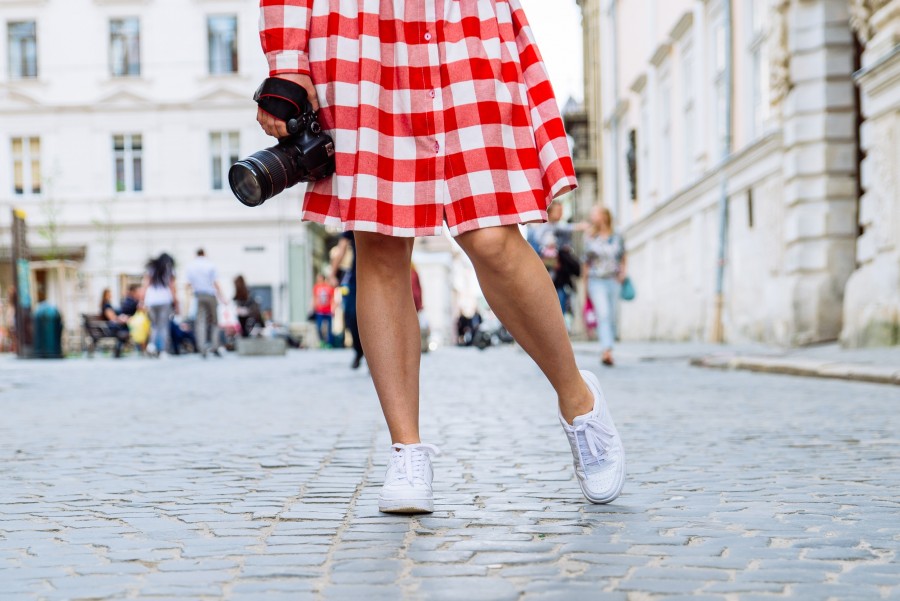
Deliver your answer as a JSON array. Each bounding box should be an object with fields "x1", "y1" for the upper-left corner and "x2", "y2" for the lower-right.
[{"x1": 228, "y1": 78, "x2": 335, "y2": 207}]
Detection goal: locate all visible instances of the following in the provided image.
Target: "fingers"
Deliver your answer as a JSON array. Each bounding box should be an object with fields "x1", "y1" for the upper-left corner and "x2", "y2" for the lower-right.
[
  {"x1": 276, "y1": 73, "x2": 320, "y2": 112},
  {"x1": 301, "y1": 79, "x2": 320, "y2": 112},
  {"x1": 256, "y1": 107, "x2": 289, "y2": 138},
  {"x1": 255, "y1": 72, "x2": 321, "y2": 137}
]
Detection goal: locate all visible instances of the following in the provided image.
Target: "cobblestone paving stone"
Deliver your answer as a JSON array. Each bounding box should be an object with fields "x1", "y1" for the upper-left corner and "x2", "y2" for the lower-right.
[{"x1": 0, "y1": 344, "x2": 898, "y2": 600}]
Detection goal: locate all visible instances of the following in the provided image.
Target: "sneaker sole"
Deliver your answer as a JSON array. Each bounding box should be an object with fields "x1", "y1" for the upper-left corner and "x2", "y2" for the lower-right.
[
  {"x1": 378, "y1": 497, "x2": 434, "y2": 514},
  {"x1": 579, "y1": 454, "x2": 626, "y2": 504}
]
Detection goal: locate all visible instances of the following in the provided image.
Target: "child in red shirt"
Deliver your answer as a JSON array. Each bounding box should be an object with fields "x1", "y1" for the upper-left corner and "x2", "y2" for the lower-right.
[{"x1": 312, "y1": 274, "x2": 335, "y2": 347}]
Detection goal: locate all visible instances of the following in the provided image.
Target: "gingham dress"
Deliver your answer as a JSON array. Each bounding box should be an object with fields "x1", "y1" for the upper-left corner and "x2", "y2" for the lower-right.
[{"x1": 260, "y1": 0, "x2": 577, "y2": 237}]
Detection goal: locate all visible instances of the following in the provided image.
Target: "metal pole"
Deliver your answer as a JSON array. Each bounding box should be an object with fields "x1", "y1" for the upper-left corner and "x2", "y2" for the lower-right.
[{"x1": 713, "y1": 0, "x2": 734, "y2": 343}]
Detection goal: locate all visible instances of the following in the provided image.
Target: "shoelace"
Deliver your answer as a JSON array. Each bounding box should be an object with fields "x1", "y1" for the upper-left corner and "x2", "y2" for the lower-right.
[
  {"x1": 573, "y1": 417, "x2": 616, "y2": 465},
  {"x1": 390, "y1": 443, "x2": 441, "y2": 485}
]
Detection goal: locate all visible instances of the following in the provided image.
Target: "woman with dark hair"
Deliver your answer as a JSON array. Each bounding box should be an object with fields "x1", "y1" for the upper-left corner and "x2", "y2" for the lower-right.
[
  {"x1": 99, "y1": 288, "x2": 118, "y2": 322},
  {"x1": 233, "y1": 275, "x2": 262, "y2": 337},
  {"x1": 140, "y1": 253, "x2": 178, "y2": 357},
  {"x1": 100, "y1": 288, "x2": 129, "y2": 358}
]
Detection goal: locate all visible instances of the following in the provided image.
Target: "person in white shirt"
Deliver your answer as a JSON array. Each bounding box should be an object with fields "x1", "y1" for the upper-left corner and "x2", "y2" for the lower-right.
[
  {"x1": 185, "y1": 248, "x2": 225, "y2": 358},
  {"x1": 140, "y1": 253, "x2": 178, "y2": 357}
]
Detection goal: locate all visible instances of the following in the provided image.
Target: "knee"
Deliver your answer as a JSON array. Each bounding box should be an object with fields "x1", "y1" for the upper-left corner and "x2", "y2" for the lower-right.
[
  {"x1": 457, "y1": 226, "x2": 523, "y2": 276},
  {"x1": 355, "y1": 232, "x2": 413, "y2": 277}
]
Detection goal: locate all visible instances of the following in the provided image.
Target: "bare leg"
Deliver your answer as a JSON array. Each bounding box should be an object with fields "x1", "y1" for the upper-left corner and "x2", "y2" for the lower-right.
[
  {"x1": 455, "y1": 225, "x2": 594, "y2": 424},
  {"x1": 354, "y1": 232, "x2": 421, "y2": 444}
]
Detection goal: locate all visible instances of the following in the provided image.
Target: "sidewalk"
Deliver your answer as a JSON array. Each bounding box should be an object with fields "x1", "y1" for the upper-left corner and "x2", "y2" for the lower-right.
[{"x1": 574, "y1": 340, "x2": 900, "y2": 386}]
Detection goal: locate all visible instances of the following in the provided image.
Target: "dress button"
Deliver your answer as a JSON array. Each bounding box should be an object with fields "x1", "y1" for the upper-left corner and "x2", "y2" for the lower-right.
[
  {"x1": 434, "y1": 141, "x2": 440, "y2": 153},
  {"x1": 429, "y1": 89, "x2": 436, "y2": 98},
  {"x1": 424, "y1": 32, "x2": 432, "y2": 41}
]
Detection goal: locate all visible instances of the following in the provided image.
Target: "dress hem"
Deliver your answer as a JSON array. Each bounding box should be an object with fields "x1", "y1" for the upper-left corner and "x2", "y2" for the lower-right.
[{"x1": 300, "y1": 208, "x2": 553, "y2": 239}]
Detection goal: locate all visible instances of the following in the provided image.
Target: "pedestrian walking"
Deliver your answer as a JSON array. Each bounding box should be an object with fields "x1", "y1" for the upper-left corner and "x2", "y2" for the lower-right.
[
  {"x1": 185, "y1": 249, "x2": 225, "y2": 358},
  {"x1": 233, "y1": 276, "x2": 263, "y2": 338},
  {"x1": 257, "y1": 0, "x2": 625, "y2": 511},
  {"x1": 329, "y1": 233, "x2": 364, "y2": 369},
  {"x1": 410, "y1": 263, "x2": 431, "y2": 353},
  {"x1": 583, "y1": 206, "x2": 628, "y2": 366},
  {"x1": 140, "y1": 253, "x2": 178, "y2": 358},
  {"x1": 311, "y1": 273, "x2": 335, "y2": 348},
  {"x1": 528, "y1": 201, "x2": 575, "y2": 255},
  {"x1": 529, "y1": 202, "x2": 581, "y2": 321}
]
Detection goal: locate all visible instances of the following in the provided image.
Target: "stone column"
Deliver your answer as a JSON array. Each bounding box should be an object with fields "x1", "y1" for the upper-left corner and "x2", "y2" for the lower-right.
[
  {"x1": 842, "y1": 0, "x2": 900, "y2": 346},
  {"x1": 780, "y1": 0, "x2": 860, "y2": 345}
]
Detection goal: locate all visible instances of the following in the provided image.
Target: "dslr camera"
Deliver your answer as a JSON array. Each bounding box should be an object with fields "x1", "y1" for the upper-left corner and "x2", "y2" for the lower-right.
[{"x1": 229, "y1": 78, "x2": 335, "y2": 207}]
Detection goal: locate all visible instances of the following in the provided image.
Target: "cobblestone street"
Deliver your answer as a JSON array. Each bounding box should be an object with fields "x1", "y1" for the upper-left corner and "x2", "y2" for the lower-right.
[{"x1": 1, "y1": 344, "x2": 898, "y2": 600}]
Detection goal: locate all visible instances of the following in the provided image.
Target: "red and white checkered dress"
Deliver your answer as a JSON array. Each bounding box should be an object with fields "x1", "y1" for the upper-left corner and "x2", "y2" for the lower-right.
[{"x1": 260, "y1": 0, "x2": 577, "y2": 237}]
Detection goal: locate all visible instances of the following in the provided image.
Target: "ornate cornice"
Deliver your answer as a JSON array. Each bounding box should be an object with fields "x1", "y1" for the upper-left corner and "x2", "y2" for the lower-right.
[
  {"x1": 769, "y1": 0, "x2": 792, "y2": 112},
  {"x1": 850, "y1": 0, "x2": 892, "y2": 44}
]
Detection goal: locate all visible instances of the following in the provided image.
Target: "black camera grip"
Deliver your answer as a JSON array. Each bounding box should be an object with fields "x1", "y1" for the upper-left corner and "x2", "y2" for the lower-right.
[{"x1": 253, "y1": 77, "x2": 312, "y2": 123}]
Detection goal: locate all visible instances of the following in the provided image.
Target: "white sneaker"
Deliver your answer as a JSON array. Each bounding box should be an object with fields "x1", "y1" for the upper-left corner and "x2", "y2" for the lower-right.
[
  {"x1": 559, "y1": 370, "x2": 626, "y2": 504},
  {"x1": 378, "y1": 443, "x2": 440, "y2": 514}
]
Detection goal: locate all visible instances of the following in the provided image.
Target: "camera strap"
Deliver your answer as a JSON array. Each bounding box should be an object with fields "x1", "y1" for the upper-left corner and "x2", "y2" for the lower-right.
[{"x1": 253, "y1": 77, "x2": 310, "y2": 122}]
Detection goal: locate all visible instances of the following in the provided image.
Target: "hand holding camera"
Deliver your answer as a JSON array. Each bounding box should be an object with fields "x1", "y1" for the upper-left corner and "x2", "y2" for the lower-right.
[
  {"x1": 256, "y1": 73, "x2": 318, "y2": 138},
  {"x1": 229, "y1": 76, "x2": 335, "y2": 207}
]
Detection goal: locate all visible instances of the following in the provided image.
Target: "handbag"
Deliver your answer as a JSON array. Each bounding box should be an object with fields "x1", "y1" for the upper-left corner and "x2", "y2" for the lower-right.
[
  {"x1": 583, "y1": 296, "x2": 598, "y2": 330},
  {"x1": 620, "y1": 277, "x2": 636, "y2": 301},
  {"x1": 127, "y1": 310, "x2": 151, "y2": 345}
]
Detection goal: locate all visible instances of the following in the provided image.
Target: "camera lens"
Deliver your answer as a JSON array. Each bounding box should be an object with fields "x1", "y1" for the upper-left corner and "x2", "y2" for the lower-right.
[
  {"x1": 228, "y1": 163, "x2": 265, "y2": 207},
  {"x1": 228, "y1": 147, "x2": 293, "y2": 207}
]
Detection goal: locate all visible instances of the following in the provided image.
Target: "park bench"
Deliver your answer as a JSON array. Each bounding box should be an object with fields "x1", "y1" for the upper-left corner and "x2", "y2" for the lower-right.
[{"x1": 81, "y1": 314, "x2": 130, "y2": 357}]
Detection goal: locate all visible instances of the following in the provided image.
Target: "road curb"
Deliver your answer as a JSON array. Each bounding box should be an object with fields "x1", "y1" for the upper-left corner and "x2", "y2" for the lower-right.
[{"x1": 690, "y1": 355, "x2": 900, "y2": 386}]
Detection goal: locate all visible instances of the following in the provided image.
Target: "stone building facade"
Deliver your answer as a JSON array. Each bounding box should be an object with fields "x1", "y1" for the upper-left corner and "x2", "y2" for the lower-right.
[
  {"x1": 843, "y1": 0, "x2": 900, "y2": 346},
  {"x1": 585, "y1": 0, "x2": 876, "y2": 346},
  {"x1": 566, "y1": 0, "x2": 605, "y2": 222}
]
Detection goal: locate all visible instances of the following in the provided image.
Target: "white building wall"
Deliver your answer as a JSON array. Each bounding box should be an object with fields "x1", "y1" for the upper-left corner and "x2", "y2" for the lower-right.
[{"x1": 598, "y1": 0, "x2": 862, "y2": 346}]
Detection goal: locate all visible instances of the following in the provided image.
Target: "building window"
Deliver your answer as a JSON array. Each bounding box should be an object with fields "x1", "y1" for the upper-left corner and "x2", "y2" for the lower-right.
[
  {"x1": 208, "y1": 15, "x2": 238, "y2": 75},
  {"x1": 8, "y1": 21, "x2": 38, "y2": 80},
  {"x1": 681, "y1": 38, "x2": 696, "y2": 183},
  {"x1": 11, "y1": 137, "x2": 41, "y2": 195},
  {"x1": 113, "y1": 134, "x2": 143, "y2": 193},
  {"x1": 748, "y1": 0, "x2": 770, "y2": 139},
  {"x1": 210, "y1": 131, "x2": 240, "y2": 190},
  {"x1": 110, "y1": 18, "x2": 141, "y2": 77}
]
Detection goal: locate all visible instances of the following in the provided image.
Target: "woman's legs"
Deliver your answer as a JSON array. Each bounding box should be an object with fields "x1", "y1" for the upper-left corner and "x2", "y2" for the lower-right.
[
  {"x1": 148, "y1": 305, "x2": 172, "y2": 354},
  {"x1": 159, "y1": 305, "x2": 173, "y2": 354},
  {"x1": 148, "y1": 306, "x2": 162, "y2": 352},
  {"x1": 315, "y1": 314, "x2": 328, "y2": 345},
  {"x1": 353, "y1": 232, "x2": 421, "y2": 444},
  {"x1": 343, "y1": 288, "x2": 364, "y2": 366},
  {"x1": 588, "y1": 277, "x2": 616, "y2": 363},
  {"x1": 454, "y1": 225, "x2": 594, "y2": 424}
]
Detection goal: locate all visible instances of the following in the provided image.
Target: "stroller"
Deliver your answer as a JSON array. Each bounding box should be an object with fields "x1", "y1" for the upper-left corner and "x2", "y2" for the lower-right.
[{"x1": 472, "y1": 312, "x2": 514, "y2": 350}]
